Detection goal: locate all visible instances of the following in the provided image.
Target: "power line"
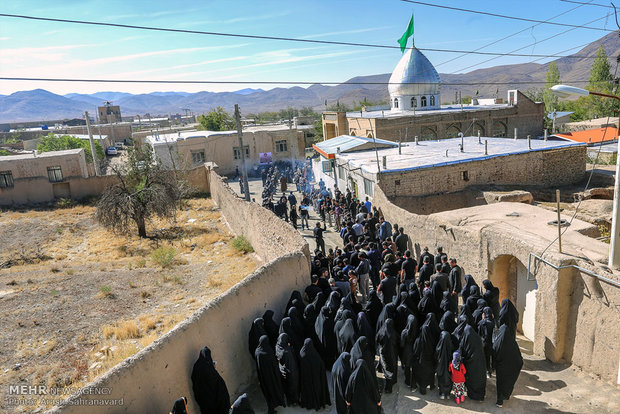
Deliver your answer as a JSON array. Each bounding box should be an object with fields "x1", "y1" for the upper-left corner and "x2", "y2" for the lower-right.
[
  {"x1": 433, "y1": 0, "x2": 592, "y2": 69},
  {"x1": 399, "y1": 0, "x2": 614, "y2": 31},
  {"x1": 560, "y1": 0, "x2": 612, "y2": 7},
  {"x1": 0, "y1": 76, "x2": 593, "y2": 85},
  {"x1": 0, "y1": 13, "x2": 608, "y2": 59},
  {"x1": 451, "y1": 12, "x2": 613, "y2": 74}
]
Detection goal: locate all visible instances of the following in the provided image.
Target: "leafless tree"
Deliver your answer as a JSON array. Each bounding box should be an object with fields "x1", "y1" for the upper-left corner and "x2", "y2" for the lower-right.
[{"x1": 96, "y1": 143, "x2": 188, "y2": 238}]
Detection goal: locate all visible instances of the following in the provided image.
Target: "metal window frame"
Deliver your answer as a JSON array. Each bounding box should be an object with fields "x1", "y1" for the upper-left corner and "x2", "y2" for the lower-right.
[
  {"x1": 0, "y1": 170, "x2": 14, "y2": 188},
  {"x1": 47, "y1": 166, "x2": 63, "y2": 183}
]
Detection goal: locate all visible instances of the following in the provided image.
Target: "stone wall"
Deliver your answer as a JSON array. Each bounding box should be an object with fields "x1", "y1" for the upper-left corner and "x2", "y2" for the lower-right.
[
  {"x1": 372, "y1": 185, "x2": 620, "y2": 382},
  {"x1": 49, "y1": 170, "x2": 311, "y2": 413},
  {"x1": 378, "y1": 145, "x2": 586, "y2": 198}
]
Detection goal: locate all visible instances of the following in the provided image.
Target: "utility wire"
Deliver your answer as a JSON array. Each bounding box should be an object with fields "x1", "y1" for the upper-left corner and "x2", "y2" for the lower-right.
[
  {"x1": 0, "y1": 77, "x2": 593, "y2": 85},
  {"x1": 560, "y1": 0, "x2": 612, "y2": 7},
  {"x1": 400, "y1": 0, "x2": 613, "y2": 31},
  {"x1": 433, "y1": 0, "x2": 591, "y2": 70},
  {"x1": 451, "y1": 12, "x2": 613, "y2": 74},
  {"x1": 0, "y1": 13, "x2": 608, "y2": 59}
]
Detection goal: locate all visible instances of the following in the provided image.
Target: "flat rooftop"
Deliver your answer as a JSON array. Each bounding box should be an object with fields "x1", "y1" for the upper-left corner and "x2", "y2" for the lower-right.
[
  {"x1": 145, "y1": 124, "x2": 313, "y2": 145},
  {"x1": 0, "y1": 148, "x2": 83, "y2": 161},
  {"x1": 334, "y1": 136, "x2": 585, "y2": 174},
  {"x1": 346, "y1": 103, "x2": 510, "y2": 119}
]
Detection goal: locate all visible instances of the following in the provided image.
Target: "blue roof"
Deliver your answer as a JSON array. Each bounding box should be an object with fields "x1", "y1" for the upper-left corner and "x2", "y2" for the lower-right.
[{"x1": 314, "y1": 135, "x2": 398, "y2": 155}]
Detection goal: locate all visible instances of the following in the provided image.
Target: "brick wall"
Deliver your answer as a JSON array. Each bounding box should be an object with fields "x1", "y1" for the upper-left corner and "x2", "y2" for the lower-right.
[{"x1": 378, "y1": 145, "x2": 586, "y2": 198}]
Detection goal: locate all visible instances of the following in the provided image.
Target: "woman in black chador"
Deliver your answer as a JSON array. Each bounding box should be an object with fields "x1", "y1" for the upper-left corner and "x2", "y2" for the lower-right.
[
  {"x1": 314, "y1": 305, "x2": 337, "y2": 368},
  {"x1": 459, "y1": 325, "x2": 487, "y2": 401},
  {"x1": 494, "y1": 302, "x2": 523, "y2": 408},
  {"x1": 255, "y1": 335, "x2": 286, "y2": 414},
  {"x1": 229, "y1": 393, "x2": 255, "y2": 414},
  {"x1": 345, "y1": 359, "x2": 382, "y2": 414},
  {"x1": 435, "y1": 330, "x2": 455, "y2": 400},
  {"x1": 262, "y1": 310, "x2": 279, "y2": 347},
  {"x1": 191, "y1": 346, "x2": 230, "y2": 414},
  {"x1": 331, "y1": 352, "x2": 352, "y2": 414},
  {"x1": 375, "y1": 318, "x2": 399, "y2": 393},
  {"x1": 275, "y1": 333, "x2": 299, "y2": 406},
  {"x1": 248, "y1": 318, "x2": 267, "y2": 359},
  {"x1": 412, "y1": 324, "x2": 436, "y2": 394},
  {"x1": 400, "y1": 313, "x2": 419, "y2": 388},
  {"x1": 298, "y1": 338, "x2": 331, "y2": 411}
]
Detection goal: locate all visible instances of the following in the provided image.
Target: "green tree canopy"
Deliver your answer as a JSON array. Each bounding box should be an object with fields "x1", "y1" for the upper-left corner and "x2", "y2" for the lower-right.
[
  {"x1": 197, "y1": 107, "x2": 234, "y2": 131},
  {"x1": 36, "y1": 133, "x2": 104, "y2": 163},
  {"x1": 585, "y1": 45, "x2": 617, "y2": 119}
]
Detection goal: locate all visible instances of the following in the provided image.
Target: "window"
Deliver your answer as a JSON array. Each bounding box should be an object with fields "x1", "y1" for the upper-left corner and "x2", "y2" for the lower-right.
[
  {"x1": 363, "y1": 178, "x2": 374, "y2": 196},
  {"x1": 0, "y1": 171, "x2": 13, "y2": 188},
  {"x1": 275, "y1": 140, "x2": 288, "y2": 153},
  {"x1": 338, "y1": 166, "x2": 345, "y2": 181},
  {"x1": 47, "y1": 166, "x2": 63, "y2": 183},
  {"x1": 421, "y1": 96, "x2": 427, "y2": 107},
  {"x1": 462, "y1": 171, "x2": 469, "y2": 181},
  {"x1": 411, "y1": 97, "x2": 417, "y2": 108},
  {"x1": 430, "y1": 95, "x2": 435, "y2": 106},
  {"x1": 191, "y1": 150, "x2": 205, "y2": 165},
  {"x1": 393, "y1": 98, "x2": 399, "y2": 109},
  {"x1": 395, "y1": 179, "x2": 401, "y2": 186},
  {"x1": 322, "y1": 160, "x2": 332, "y2": 173},
  {"x1": 233, "y1": 146, "x2": 250, "y2": 160}
]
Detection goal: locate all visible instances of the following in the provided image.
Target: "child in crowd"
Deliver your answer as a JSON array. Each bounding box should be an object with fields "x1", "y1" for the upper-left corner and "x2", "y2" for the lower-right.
[{"x1": 449, "y1": 350, "x2": 467, "y2": 405}]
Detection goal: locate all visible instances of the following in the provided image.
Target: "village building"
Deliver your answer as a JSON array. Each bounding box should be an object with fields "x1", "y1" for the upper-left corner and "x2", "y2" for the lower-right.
[
  {"x1": 312, "y1": 134, "x2": 586, "y2": 202},
  {"x1": 145, "y1": 124, "x2": 311, "y2": 175},
  {"x1": 322, "y1": 47, "x2": 545, "y2": 142}
]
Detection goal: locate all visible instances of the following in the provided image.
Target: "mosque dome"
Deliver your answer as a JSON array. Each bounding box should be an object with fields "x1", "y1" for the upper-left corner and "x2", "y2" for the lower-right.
[{"x1": 388, "y1": 47, "x2": 441, "y2": 111}]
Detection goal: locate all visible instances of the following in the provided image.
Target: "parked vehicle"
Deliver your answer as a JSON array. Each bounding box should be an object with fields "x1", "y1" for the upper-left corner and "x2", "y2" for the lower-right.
[{"x1": 106, "y1": 146, "x2": 118, "y2": 155}]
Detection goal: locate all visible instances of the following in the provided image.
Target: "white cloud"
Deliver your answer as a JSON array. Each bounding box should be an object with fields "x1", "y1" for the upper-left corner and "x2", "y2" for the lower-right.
[{"x1": 176, "y1": 11, "x2": 291, "y2": 28}]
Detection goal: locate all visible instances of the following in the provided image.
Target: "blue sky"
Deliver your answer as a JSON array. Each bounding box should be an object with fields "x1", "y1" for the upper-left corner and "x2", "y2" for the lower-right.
[{"x1": 0, "y1": 0, "x2": 615, "y2": 95}]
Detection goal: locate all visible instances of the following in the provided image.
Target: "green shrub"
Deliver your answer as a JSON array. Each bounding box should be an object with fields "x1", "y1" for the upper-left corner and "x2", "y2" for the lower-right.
[
  {"x1": 55, "y1": 198, "x2": 75, "y2": 209},
  {"x1": 99, "y1": 285, "x2": 114, "y2": 298},
  {"x1": 151, "y1": 246, "x2": 177, "y2": 268},
  {"x1": 232, "y1": 235, "x2": 254, "y2": 253}
]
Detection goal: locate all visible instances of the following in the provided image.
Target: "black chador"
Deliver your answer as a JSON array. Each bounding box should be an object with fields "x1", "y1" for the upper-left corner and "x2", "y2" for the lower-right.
[
  {"x1": 298, "y1": 338, "x2": 331, "y2": 410},
  {"x1": 337, "y1": 318, "x2": 359, "y2": 355},
  {"x1": 191, "y1": 346, "x2": 230, "y2": 414},
  {"x1": 375, "y1": 318, "x2": 399, "y2": 393},
  {"x1": 262, "y1": 310, "x2": 279, "y2": 347},
  {"x1": 331, "y1": 352, "x2": 352, "y2": 414},
  {"x1": 412, "y1": 324, "x2": 436, "y2": 393},
  {"x1": 248, "y1": 318, "x2": 267, "y2": 359},
  {"x1": 255, "y1": 336, "x2": 286, "y2": 414},
  {"x1": 229, "y1": 393, "x2": 255, "y2": 414},
  {"x1": 459, "y1": 325, "x2": 487, "y2": 401},
  {"x1": 275, "y1": 333, "x2": 300, "y2": 406},
  {"x1": 493, "y1": 321, "x2": 523, "y2": 406},
  {"x1": 345, "y1": 359, "x2": 381, "y2": 414},
  {"x1": 314, "y1": 306, "x2": 337, "y2": 368},
  {"x1": 400, "y1": 314, "x2": 419, "y2": 388},
  {"x1": 435, "y1": 330, "x2": 455, "y2": 399}
]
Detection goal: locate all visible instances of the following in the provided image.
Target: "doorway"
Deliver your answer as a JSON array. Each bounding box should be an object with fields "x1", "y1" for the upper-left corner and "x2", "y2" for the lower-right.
[{"x1": 489, "y1": 255, "x2": 538, "y2": 340}]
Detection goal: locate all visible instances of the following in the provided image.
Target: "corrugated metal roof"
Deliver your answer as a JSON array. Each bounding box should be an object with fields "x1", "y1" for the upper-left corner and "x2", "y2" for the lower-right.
[
  {"x1": 552, "y1": 127, "x2": 618, "y2": 144},
  {"x1": 313, "y1": 135, "x2": 398, "y2": 157}
]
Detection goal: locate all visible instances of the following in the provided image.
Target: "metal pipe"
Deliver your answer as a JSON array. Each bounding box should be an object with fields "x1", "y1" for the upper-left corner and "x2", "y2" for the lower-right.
[
  {"x1": 478, "y1": 130, "x2": 481, "y2": 143},
  {"x1": 415, "y1": 135, "x2": 419, "y2": 145},
  {"x1": 528, "y1": 135, "x2": 531, "y2": 150},
  {"x1": 459, "y1": 132, "x2": 464, "y2": 152},
  {"x1": 398, "y1": 141, "x2": 402, "y2": 155},
  {"x1": 556, "y1": 189, "x2": 562, "y2": 253},
  {"x1": 528, "y1": 252, "x2": 620, "y2": 288},
  {"x1": 514, "y1": 127, "x2": 518, "y2": 140},
  {"x1": 544, "y1": 129, "x2": 548, "y2": 141},
  {"x1": 484, "y1": 140, "x2": 488, "y2": 155},
  {"x1": 445, "y1": 149, "x2": 449, "y2": 157}
]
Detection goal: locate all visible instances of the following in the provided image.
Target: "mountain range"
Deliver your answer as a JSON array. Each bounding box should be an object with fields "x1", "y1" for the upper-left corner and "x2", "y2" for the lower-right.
[{"x1": 1, "y1": 32, "x2": 619, "y2": 123}]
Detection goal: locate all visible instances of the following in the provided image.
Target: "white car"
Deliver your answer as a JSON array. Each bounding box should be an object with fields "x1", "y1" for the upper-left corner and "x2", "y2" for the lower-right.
[{"x1": 106, "y1": 146, "x2": 118, "y2": 156}]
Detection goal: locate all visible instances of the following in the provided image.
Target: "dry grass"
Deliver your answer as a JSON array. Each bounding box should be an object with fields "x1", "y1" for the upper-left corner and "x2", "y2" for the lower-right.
[{"x1": 102, "y1": 320, "x2": 141, "y2": 340}]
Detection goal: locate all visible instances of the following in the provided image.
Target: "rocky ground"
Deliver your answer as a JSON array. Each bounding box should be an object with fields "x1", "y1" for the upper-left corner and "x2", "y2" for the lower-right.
[{"x1": 0, "y1": 198, "x2": 259, "y2": 413}]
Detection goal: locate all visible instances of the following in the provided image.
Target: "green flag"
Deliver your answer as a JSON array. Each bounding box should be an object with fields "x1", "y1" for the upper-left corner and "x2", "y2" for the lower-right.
[{"x1": 397, "y1": 15, "x2": 414, "y2": 53}]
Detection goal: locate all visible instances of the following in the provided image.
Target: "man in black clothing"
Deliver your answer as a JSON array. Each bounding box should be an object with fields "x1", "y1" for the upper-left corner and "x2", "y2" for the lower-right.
[
  {"x1": 377, "y1": 266, "x2": 397, "y2": 305},
  {"x1": 420, "y1": 246, "x2": 433, "y2": 266},
  {"x1": 401, "y1": 250, "x2": 418, "y2": 284},
  {"x1": 395, "y1": 227, "x2": 409, "y2": 253},
  {"x1": 349, "y1": 244, "x2": 361, "y2": 268},
  {"x1": 449, "y1": 258, "x2": 463, "y2": 307},
  {"x1": 440, "y1": 254, "x2": 451, "y2": 274},
  {"x1": 418, "y1": 256, "x2": 434, "y2": 287},
  {"x1": 317, "y1": 267, "x2": 332, "y2": 296},
  {"x1": 314, "y1": 222, "x2": 325, "y2": 254},
  {"x1": 435, "y1": 247, "x2": 445, "y2": 268},
  {"x1": 304, "y1": 274, "x2": 322, "y2": 303},
  {"x1": 287, "y1": 191, "x2": 297, "y2": 208}
]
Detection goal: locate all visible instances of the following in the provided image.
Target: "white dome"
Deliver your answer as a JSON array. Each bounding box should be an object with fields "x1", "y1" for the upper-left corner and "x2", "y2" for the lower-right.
[{"x1": 388, "y1": 47, "x2": 441, "y2": 97}]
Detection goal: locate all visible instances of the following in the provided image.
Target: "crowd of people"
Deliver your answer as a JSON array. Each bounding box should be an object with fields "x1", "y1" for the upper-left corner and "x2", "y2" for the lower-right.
[{"x1": 247, "y1": 233, "x2": 524, "y2": 413}]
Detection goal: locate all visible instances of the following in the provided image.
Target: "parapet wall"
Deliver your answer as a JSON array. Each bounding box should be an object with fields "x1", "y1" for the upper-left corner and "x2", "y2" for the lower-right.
[
  {"x1": 209, "y1": 169, "x2": 310, "y2": 263},
  {"x1": 372, "y1": 185, "x2": 620, "y2": 383},
  {"x1": 50, "y1": 171, "x2": 311, "y2": 413}
]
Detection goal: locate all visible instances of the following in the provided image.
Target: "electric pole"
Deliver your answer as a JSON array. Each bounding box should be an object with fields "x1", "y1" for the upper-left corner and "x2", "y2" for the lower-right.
[
  {"x1": 84, "y1": 111, "x2": 101, "y2": 176},
  {"x1": 288, "y1": 111, "x2": 296, "y2": 166},
  {"x1": 234, "y1": 104, "x2": 250, "y2": 201}
]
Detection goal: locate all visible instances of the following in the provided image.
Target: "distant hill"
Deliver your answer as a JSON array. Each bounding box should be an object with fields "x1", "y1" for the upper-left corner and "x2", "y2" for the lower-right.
[{"x1": 2, "y1": 32, "x2": 619, "y2": 122}]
